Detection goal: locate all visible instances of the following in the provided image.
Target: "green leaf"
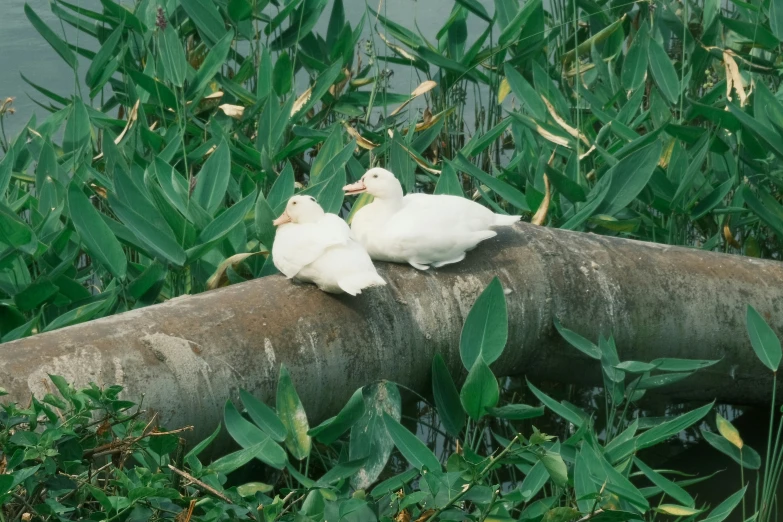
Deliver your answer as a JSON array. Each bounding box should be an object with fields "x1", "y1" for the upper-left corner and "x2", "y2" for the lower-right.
[
  {"x1": 390, "y1": 135, "x2": 415, "y2": 194},
  {"x1": 160, "y1": 24, "x2": 187, "y2": 88},
  {"x1": 700, "y1": 485, "x2": 747, "y2": 522},
  {"x1": 460, "y1": 358, "x2": 499, "y2": 420},
  {"x1": 649, "y1": 358, "x2": 719, "y2": 372},
  {"x1": 434, "y1": 162, "x2": 464, "y2": 197},
  {"x1": 622, "y1": 23, "x2": 649, "y2": 92},
  {"x1": 560, "y1": 169, "x2": 612, "y2": 230},
  {"x1": 15, "y1": 280, "x2": 59, "y2": 312},
  {"x1": 595, "y1": 142, "x2": 662, "y2": 216},
  {"x1": 743, "y1": 184, "x2": 783, "y2": 238},
  {"x1": 486, "y1": 403, "x2": 545, "y2": 420},
  {"x1": 671, "y1": 133, "x2": 711, "y2": 207},
  {"x1": 527, "y1": 379, "x2": 587, "y2": 427},
  {"x1": 456, "y1": 0, "x2": 492, "y2": 21},
  {"x1": 545, "y1": 164, "x2": 586, "y2": 203},
  {"x1": 291, "y1": 61, "x2": 343, "y2": 121},
  {"x1": 196, "y1": 189, "x2": 256, "y2": 245},
  {"x1": 0, "y1": 148, "x2": 14, "y2": 197},
  {"x1": 268, "y1": 163, "x2": 295, "y2": 213},
  {"x1": 239, "y1": 389, "x2": 287, "y2": 442},
  {"x1": 276, "y1": 364, "x2": 311, "y2": 460},
  {"x1": 700, "y1": 428, "x2": 760, "y2": 469},
  {"x1": 308, "y1": 387, "x2": 365, "y2": 444},
  {"x1": 237, "y1": 482, "x2": 273, "y2": 497},
  {"x1": 255, "y1": 191, "x2": 277, "y2": 250},
  {"x1": 273, "y1": 51, "x2": 293, "y2": 96},
  {"x1": 459, "y1": 277, "x2": 508, "y2": 369},
  {"x1": 634, "y1": 457, "x2": 694, "y2": 507},
  {"x1": 181, "y1": 0, "x2": 227, "y2": 46},
  {"x1": 690, "y1": 178, "x2": 734, "y2": 220},
  {"x1": 25, "y1": 3, "x2": 78, "y2": 69},
  {"x1": 431, "y1": 354, "x2": 466, "y2": 437},
  {"x1": 194, "y1": 139, "x2": 231, "y2": 215},
  {"x1": 86, "y1": 25, "x2": 123, "y2": 90},
  {"x1": 349, "y1": 381, "x2": 401, "y2": 490},
  {"x1": 540, "y1": 450, "x2": 568, "y2": 487},
  {"x1": 187, "y1": 30, "x2": 234, "y2": 100},
  {"x1": 382, "y1": 413, "x2": 440, "y2": 471},
  {"x1": 315, "y1": 457, "x2": 368, "y2": 486},
  {"x1": 209, "y1": 442, "x2": 272, "y2": 475},
  {"x1": 63, "y1": 98, "x2": 91, "y2": 154},
  {"x1": 746, "y1": 305, "x2": 781, "y2": 371},
  {"x1": 648, "y1": 38, "x2": 680, "y2": 104},
  {"x1": 68, "y1": 183, "x2": 126, "y2": 280},
  {"x1": 636, "y1": 372, "x2": 692, "y2": 390},
  {"x1": 637, "y1": 402, "x2": 713, "y2": 449},
  {"x1": 498, "y1": 0, "x2": 541, "y2": 47},
  {"x1": 223, "y1": 399, "x2": 287, "y2": 469},
  {"x1": 771, "y1": 0, "x2": 783, "y2": 41},
  {"x1": 185, "y1": 422, "x2": 222, "y2": 459},
  {"x1": 127, "y1": 70, "x2": 178, "y2": 110},
  {"x1": 0, "y1": 210, "x2": 35, "y2": 254},
  {"x1": 43, "y1": 300, "x2": 109, "y2": 332},
  {"x1": 504, "y1": 63, "x2": 546, "y2": 120},
  {"x1": 553, "y1": 318, "x2": 600, "y2": 359}
]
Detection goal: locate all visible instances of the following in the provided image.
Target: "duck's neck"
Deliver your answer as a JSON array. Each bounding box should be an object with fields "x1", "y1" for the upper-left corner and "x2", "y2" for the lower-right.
[{"x1": 373, "y1": 187, "x2": 405, "y2": 212}]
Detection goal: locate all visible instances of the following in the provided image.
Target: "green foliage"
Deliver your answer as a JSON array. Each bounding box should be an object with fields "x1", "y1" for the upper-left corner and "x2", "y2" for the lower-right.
[{"x1": 3, "y1": 0, "x2": 783, "y2": 339}]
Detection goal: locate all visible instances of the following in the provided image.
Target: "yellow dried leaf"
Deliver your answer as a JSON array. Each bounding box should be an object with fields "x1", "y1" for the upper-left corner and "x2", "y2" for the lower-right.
[
  {"x1": 724, "y1": 51, "x2": 747, "y2": 107},
  {"x1": 378, "y1": 32, "x2": 417, "y2": 61},
  {"x1": 531, "y1": 174, "x2": 550, "y2": 226},
  {"x1": 350, "y1": 77, "x2": 375, "y2": 88},
  {"x1": 535, "y1": 125, "x2": 572, "y2": 148},
  {"x1": 344, "y1": 124, "x2": 378, "y2": 150},
  {"x1": 207, "y1": 252, "x2": 267, "y2": 290},
  {"x1": 93, "y1": 99, "x2": 140, "y2": 162},
  {"x1": 656, "y1": 505, "x2": 701, "y2": 516},
  {"x1": 724, "y1": 217, "x2": 741, "y2": 248},
  {"x1": 541, "y1": 96, "x2": 590, "y2": 147},
  {"x1": 291, "y1": 86, "x2": 313, "y2": 117},
  {"x1": 390, "y1": 80, "x2": 439, "y2": 116},
  {"x1": 218, "y1": 104, "x2": 245, "y2": 119},
  {"x1": 203, "y1": 91, "x2": 224, "y2": 101},
  {"x1": 498, "y1": 78, "x2": 511, "y2": 104},
  {"x1": 659, "y1": 139, "x2": 676, "y2": 168},
  {"x1": 716, "y1": 412, "x2": 744, "y2": 449}
]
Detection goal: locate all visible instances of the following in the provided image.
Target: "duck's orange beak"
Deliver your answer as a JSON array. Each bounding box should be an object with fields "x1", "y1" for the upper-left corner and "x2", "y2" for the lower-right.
[
  {"x1": 343, "y1": 180, "x2": 367, "y2": 195},
  {"x1": 272, "y1": 212, "x2": 291, "y2": 226}
]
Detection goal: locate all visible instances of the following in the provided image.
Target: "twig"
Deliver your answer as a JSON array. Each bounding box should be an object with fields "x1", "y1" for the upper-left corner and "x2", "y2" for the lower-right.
[
  {"x1": 167, "y1": 465, "x2": 233, "y2": 504},
  {"x1": 274, "y1": 492, "x2": 304, "y2": 521},
  {"x1": 577, "y1": 509, "x2": 604, "y2": 522}
]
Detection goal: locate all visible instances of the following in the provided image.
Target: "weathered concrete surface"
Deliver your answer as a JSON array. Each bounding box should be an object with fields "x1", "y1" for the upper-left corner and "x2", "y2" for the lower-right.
[{"x1": 2, "y1": 223, "x2": 782, "y2": 440}]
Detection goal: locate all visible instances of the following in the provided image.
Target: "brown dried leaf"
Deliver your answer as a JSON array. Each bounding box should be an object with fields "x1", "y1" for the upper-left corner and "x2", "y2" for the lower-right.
[
  {"x1": 723, "y1": 217, "x2": 741, "y2": 248},
  {"x1": 535, "y1": 125, "x2": 571, "y2": 148},
  {"x1": 207, "y1": 252, "x2": 267, "y2": 290},
  {"x1": 724, "y1": 51, "x2": 747, "y2": 107},
  {"x1": 378, "y1": 32, "x2": 417, "y2": 61},
  {"x1": 391, "y1": 80, "x2": 438, "y2": 116},
  {"x1": 415, "y1": 510, "x2": 435, "y2": 522},
  {"x1": 395, "y1": 510, "x2": 411, "y2": 522},
  {"x1": 498, "y1": 78, "x2": 511, "y2": 103}
]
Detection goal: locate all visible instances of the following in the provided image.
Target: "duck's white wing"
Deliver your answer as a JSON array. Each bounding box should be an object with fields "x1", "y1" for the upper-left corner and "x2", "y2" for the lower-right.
[{"x1": 272, "y1": 220, "x2": 350, "y2": 278}]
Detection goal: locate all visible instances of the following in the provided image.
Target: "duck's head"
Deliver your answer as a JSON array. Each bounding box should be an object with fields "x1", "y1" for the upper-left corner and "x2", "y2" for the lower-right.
[
  {"x1": 273, "y1": 195, "x2": 324, "y2": 226},
  {"x1": 343, "y1": 168, "x2": 403, "y2": 199}
]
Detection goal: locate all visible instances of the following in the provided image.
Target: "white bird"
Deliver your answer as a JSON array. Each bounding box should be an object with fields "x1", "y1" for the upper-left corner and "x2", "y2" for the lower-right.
[
  {"x1": 272, "y1": 195, "x2": 386, "y2": 295},
  {"x1": 343, "y1": 168, "x2": 521, "y2": 270}
]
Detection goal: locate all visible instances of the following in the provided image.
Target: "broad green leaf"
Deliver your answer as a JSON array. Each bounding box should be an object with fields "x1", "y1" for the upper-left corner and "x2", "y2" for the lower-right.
[
  {"x1": 239, "y1": 389, "x2": 287, "y2": 442},
  {"x1": 63, "y1": 98, "x2": 91, "y2": 154},
  {"x1": 291, "y1": 61, "x2": 343, "y2": 121},
  {"x1": 527, "y1": 379, "x2": 587, "y2": 428},
  {"x1": 268, "y1": 162, "x2": 295, "y2": 213},
  {"x1": 634, "y1": 457, "x2": 694, "y2": 507},
  {"x1": 0, "y1": 210, "x2": 35, "y2": 254},
  {"x1": 770, "y1": 0, "x2": 783, "y2": 41},
  {"x1": 700, "y1": 485, "x2": 747, "y2": 522},
  {"x1": 315, "y1": 458, "x2": 367, "y2": 486},
  {"x1": 185, "y1": 422, "x2": 222, "y2": 459},
  {"x1": 637, "y1": 402, "x2": 713, "y2": 449},
  {"x1": 574, "y1": 450, "x2": 597, "y2": 512},
  {"x1": 486, "y1": 403, "x2": 545, "y2": 420},
  {"x1": 553, "y1": 318, "x2": 600, "y2": 359},
  {"x1": 14, "y1": 280, "x2": 60, "y2": 312},
  {"x1": 276, "y1": 364, "x2": 311, "y2": 460},
  {"x1": 209, "y1": 442, "x2": 271, "y2": 475},
  {"x1": 498, "y1": 0, "x2": 541, "y2": 47},
  {"x1": 520, "y1": 460, "x2": 550, "y2": 501},
  {"x1": 503, "y1": 63, "x2": 546, "y2": 120},
  {"x1": 746, "y1": 305, "x2": 781, "y2": 371},
  {"x1": 237, "y1": 482, "x2": 273, "y2": 497},
  {"x1": 459, "y1": 277, "x2": 508, "y2": 369},
  {"x1": 743, "y1": 184, "x2": 783, "y2": 238},
  {"x1": 187, "y1": 30, "x2": 234, "y2": 99},
  {"x1": 460, "y1": 358, "x2": 499, "y2": 420},
  {"x1": 700, "y1": 429, "x2": 761, "y2": 469},
  {"x1": 390, "y1": 135, "x2": 415, "y2": 194},
  {"x1": 68, "y1": 183, "x2": 126, "y2": 279},
  {"x1": 690, "y1": 178, "x2": 734, "y2": 219},
  {"x1": 540, "y1": 450, "x2": 568, "y2": 487},
  {"x1": 649, "y1": 358, "x2": 719, "y2": 372},
  {"x1": 348, "y1": 381, "x2": 401, "y2": 490},
  {"x1": 255, "y1": 192, "x2": 277, "y2": 250},
  {"x1": 615, "y1": 361, "x2": 657, "y2": 373},
  {"x1": 43, "y1": 300, "x2": 109, "y2": 332},
  {"x1": 181, "y1": 0, "x2": 227, "y2": 46},
  {"x1": 308, "y1": 387, "x2": 365, "y2": 444},
  {"x1": 622, "y1": 23, "x2": 649, "y2": 92},
  {"x1": 223, "y1": 399, "x2": 286, "y2": 469},
  {"x1": 0, "y1": 149, "x2": 14, "y2": 197},
  {"x1": 671, "y1": 133, "x2": 711, "y2": 207},
  {"x1": 193, "y1": 139, "x2": 231, "y2": 215},
  {"x1": 560, "y1": 170, "x2": 612, "y2": 230},
  {"x1": 159, "y1": 24, "x2": 187, "y2": 87},
  {"x1": 545, "y1": 164, "x2": 586, "y2": 203},
  {"x1": 656, "y1": 505, "x2": 701, "y2": 516},
  {"x1": 595, "y1": 142, "x2": 662, "y2": 216},
  {"x1": 25, "y1": 3, "x2": 78, "y2": 69},
  {"x1": 382, "y1": 413, "x2": 440, "y2": 472},
  {"x1": 636, "y1": 372, "x2": 691, "y2": 390},
  {"x1": 196, "y1": 189, "x2": 256, "y2": 245},
  {"x1": 86, "y1": 25, "x2": 123, "y2": 89},
  {"x1": 648, "y1": 38, "x2": 680, "y2": 104},
  {"x1": 273, "y1": 51, "x2": 293, "y2": 96},
  {"x1": 431, "y1": 354, "x2": 466, "y2": 437},
  {"x1": 456, "y1": 0, "x2": 491, "y2": 21},
  {"x1": 371, "y1": 468, "x2": 419, "y2": 499},
  {"x1": 435, "y1": 162, "x2": 464, "y2": 197}
]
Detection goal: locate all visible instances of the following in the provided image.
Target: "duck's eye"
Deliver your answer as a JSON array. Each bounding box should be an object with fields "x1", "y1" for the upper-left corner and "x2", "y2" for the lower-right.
[
  {"x1": 292, "y1": 201, "x2": 297, "y2": 205},
  {"x1": 373, "y1": 174, "x2": 378, "y2": 178},
  {"x1": 310, "y1": 197, "x2": 315, "y2": 202}
]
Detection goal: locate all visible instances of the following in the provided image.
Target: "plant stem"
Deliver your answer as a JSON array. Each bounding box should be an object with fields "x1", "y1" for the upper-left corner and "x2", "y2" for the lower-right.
[{"x1": 762, "y1": 372, "x2": 778, "y2": 521}]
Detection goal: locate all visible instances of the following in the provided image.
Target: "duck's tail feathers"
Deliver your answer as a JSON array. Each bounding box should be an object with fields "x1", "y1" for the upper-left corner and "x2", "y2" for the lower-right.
[
  {"x1": 493, "y1": 214, "x2": 522, "y2": 227},
  {"x1": 338, "y1": 272, "x2": 387, "y2": 296}
]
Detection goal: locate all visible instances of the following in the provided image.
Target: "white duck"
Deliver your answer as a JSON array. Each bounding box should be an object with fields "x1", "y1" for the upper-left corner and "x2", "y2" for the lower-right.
[
  {"x1": 272, "y1": 195, "x2": 386, "y2": 295},
  {"x1": 343, "y1": 168, "x2": 521, "y2": 270}
]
